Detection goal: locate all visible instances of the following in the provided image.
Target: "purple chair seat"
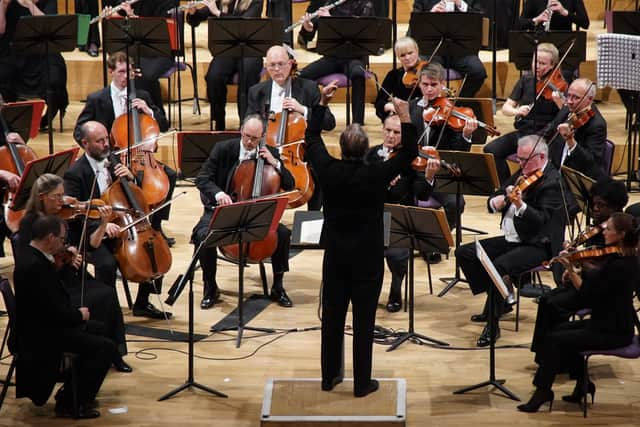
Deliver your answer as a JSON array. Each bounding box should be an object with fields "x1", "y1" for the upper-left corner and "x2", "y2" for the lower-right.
[
  {"x1": 417, "y1": 197, "x2": 442, "y2": 209},
  {"x1": 161, "y1": 61, "x2": 188, "y2": 78},
  {"x1": 444, "y1": 68, "x2": 463, "y2": 81},
  {"x1": 317, "y1": 73, "x2": 349, "y2": 87}
]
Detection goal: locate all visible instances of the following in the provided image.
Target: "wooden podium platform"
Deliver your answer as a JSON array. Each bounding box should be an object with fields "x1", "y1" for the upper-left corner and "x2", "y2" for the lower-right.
[{"x1": 260, "y1": 378, "x2": 406, "y2": 427}]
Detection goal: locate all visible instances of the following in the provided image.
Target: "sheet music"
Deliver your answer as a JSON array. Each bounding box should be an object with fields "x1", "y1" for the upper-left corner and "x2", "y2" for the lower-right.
[
  {"x1": 475, "y1": 238, "x2": 509, "y2": 299},
  {"x1": 300, "y1": 219, "x2": 323, "y2": 244}
]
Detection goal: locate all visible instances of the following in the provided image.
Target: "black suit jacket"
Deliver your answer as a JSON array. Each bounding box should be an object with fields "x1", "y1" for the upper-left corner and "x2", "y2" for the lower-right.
[
  {"x1": 409, "y1": 98, "x2": 472, "y2": 151},
  {"x1": 104, "y1": 0, "x2": 178, "y2": 16},
  {"x1": 63, "y1": 154, "x2": 120, "y2": 201},
  {"x1": 73, "y1": 86, "x2": 169, "y2": 143},
  {"x1": 247, "y1": 78, "x2": 337, "y2": 131},
  {"x1": 14, "y1": 246, "x2": 84, "y2": 405},
  {"x1": 186, "y1": 0, "x2": 263, "y2": 25},
  {"x1": 519, "y1": 0, "x2": 589, "y2": 31},
  {"x1": 412, "y1": 0, "x2": 484, "y2": 13},
  {"x1": 304, "y1": 105, "x2": 418, "y2": 280},
  {"x1": 195, "y1": 139, "x2": 295, "y2": 208},
  {"x1": 543, "y1": 105, "x2": 607, "y2": 180}
]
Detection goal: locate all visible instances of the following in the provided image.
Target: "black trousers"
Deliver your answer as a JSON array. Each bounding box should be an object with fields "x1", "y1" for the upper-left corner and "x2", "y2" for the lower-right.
[
  {"x1": 136, "y1": 56, "x2": 174, "y2": 118},
  {"x1": 75, "y1": 0, "x2": 100, "y2": 47},
  {"x1": 533, "y1": 319, "x2": 631, "y2": 390},
  {"x1": 530, "y1": 286, "x2": 579, "y2": 360},
  {"x1": 385, "y1": 247, "x2": 409, "y2": 298},
  {"x1": 57, "y1": 322, "x2": 116, "y2": 406},
  {"x1": 321, "y1": 258, "x2": 383, "y2": 392},
  {"x1": 431, "y1": 192, "x2": 464, "y2": 230},
  {"x1": 205, "y1": 57, "x2": 262, "y2": 130},
  {"x1": 299, "y1": 56, "x2": 367, "y2": 124},
  {"x1": 150, "y1": 163, "x2": 177, "y2": 228},
  {"x1": 432, "y1": 55, "x2": 487, "y2": 98},
  {"x1": 456, "y1": 236, "x2": 547, "y2": 318},
  {"x1": 191, "y1": 208, "x2": 291, "y2": 292},
  {"x1": 483, "y1": 130, "x2": 522, "y2": 185}
]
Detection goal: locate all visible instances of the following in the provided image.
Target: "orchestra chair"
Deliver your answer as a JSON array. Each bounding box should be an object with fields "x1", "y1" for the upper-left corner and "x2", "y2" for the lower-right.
[
  {"x1": 603, "y1": 139, "x2": 615, "y2": 176},
  {"x1": 209, "y1": 68, "x2": 267, "y2": 131},
  {"x1": 513, "y1": 265, "x2": 551, "y2": 331},
  {"x1": 161, "y1": 60, "x2": 200, "y2": 130},
  {"x1": 316, "y1": 69, "x2": 378, "y2": 125},
  {"x1": 0, "y1": 278, "x2": 79, "y2": 417}
]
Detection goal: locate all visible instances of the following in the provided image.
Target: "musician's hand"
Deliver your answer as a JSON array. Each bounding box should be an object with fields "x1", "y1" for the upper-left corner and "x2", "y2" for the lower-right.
[
  {"x1": 131, "y1": 98, "x2": 152, "y2": 116},
  {"x1": 114, "y1": 163, "x2": 134, "y2": 181},
  {"x1": 283, "y1": 97, "x2": 304, "y2": 114},
  {"x1": 320, "y1": 80, "x2": 338, "y2": 106},
  {"x1": 301, "y1": 13, "x2": 314, "y2": 32},
  {"x1": 431, "y1": 1, "x2": 446, "y2": 12},
  {"x1": 317, "y1": 6, "x2": 331, "y2": 17},
  {"x1": 97, "y1": 205, "x2": 113, "y2": 223},
  {"x1": 491, "y1": 194, "x2": 506, "y2": 211},
  {"x1": 104, "y1": 222, "x2": 121, "y2": 239},
  {"x1": 425, "y1": 158, "x2": 441, "y2": 181},
  {"x1": 384, "y1": 102, "x2": 396, "y2": 114},
  {"x1": 204, "y1": 0, "x2": 220, "y2": 17},
  {"x1": 0, "y1": 170, "x2": 20, "y2": 192},
  {"x1": 549, "y1": 0, "x2": 567, "y2": 16},
  {"x1": 119, "y1": 2, "x2": 135, "y2": 17},
  {"x1": 533, "y1": 9, "x2": 551, "y2": 25},
  {"x1": 516, "y1": 105, "x2": 531, "y2": 117},
  {"x1": 510, "y1": 187, "x2": 523, "y2": 208},
  {"x1": 389, "y1": 175, "x2": 401, "y2": 187},
  {"x1": 557, "y1": 123, "x2": 575, "y2": 147},
  {"x1": 392, "y1": 97, "x2": 410, "y2": 123},
  {"x1": 67, "y1": 247, "x2": 83, "y2": 270},
  {"x1": 78, "y1": 307, "x2": 90, "y2": 321},
  {"x1": 216, "y1": 192, "x2": 233, "y2": 206},
  {"x1": 259, "y1": 146, "x2": 280, "y2": 169},
  {"x1": 462, "y1": 118, "x2": 477, "y2": 139}
]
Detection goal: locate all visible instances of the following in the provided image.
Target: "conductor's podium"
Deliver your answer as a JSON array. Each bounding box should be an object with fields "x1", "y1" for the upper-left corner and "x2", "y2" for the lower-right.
[{"x1": 260, "y1": 378, "x2": 406, "y2": 427}]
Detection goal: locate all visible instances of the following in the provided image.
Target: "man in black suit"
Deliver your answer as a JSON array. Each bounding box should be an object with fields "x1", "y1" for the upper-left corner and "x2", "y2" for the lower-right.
[
  {"x1": 542, "y1": 78, "x2": 606, "y2": 180},
  {"x1": 64, "y1": 121, "x2": 172, "y2": 319},
  {"x1": 305, "y1": 86, "x2": 418, "y2": 397},
  {"x1": 192, "y1": 114, "x2": 296, "y2": 309},
  {"x1": 14, "y1": 215, "x2": 115, "y2": 418},
  {"x1": 74, "y1": 51, "x2": 176, "y2": 246},
  {"x1": 456, "y1": 135, "x2": 565, "y2": 347},
  {"x1": 410, "y1": 0, "x2": 487, "y2": 97}
]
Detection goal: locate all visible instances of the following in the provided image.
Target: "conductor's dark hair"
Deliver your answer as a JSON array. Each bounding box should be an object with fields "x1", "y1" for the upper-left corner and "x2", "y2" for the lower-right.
[
  {"x1": 339, "y1": 124, "x2": 369, "y2": 160},
  {"x1": 31, "y1": 214, "x2": 66, "y2": 241},
  {"x1": 591, "y1": 177, "x2": 628, "y2": 212}
]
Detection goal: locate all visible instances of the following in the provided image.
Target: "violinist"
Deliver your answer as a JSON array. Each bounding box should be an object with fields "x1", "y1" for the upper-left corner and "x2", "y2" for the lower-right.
[
  {"x1": 73, "y1": 51, "x2": 176, "y2": 246},
  {"x1": 186, "y1": 0, "x2": 263, "y2": 131},
  {"x1": 14, "y1": 214, "x2": 116, "y2": 418},
  {"x1": 456, "y1": 135, "x2": 565, "y2": 347},
  {"x1": 483, "y1": 43, "x2": 564, "y2": 184},
  {"x1": 297, "y1": 0, "x2": 374, "y2": 125},
  {"x1": 409, "y1": 62, "x2": 478, "y2": 231},
  {"x1": 541, "y1": 78, "x2": 606, "y2": 180},
  {"x1": 373, "y1": 37, "x2": 426, "y2": 122},
  {"x1": 15, "y1": 173, "x2": 131, "y2": 373},
  {"x1": 518, "y1": 212, "x2": 640, "y2": 413},
  {"x1": 64, "y1": 121, "x2": 172, "y2": 320},
  {"x1": 364, "y1": 113, "x2": 439, "y2": 312},
  {"x1": 192, "y1": 114, "x2": 295, "y2": 309},
  {"x1": 410, "y1": 0, "x2": 487, "y2": 97}
]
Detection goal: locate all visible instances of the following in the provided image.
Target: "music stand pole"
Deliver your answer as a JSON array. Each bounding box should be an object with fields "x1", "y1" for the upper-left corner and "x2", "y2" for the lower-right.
[
  {"x1": 160, "y1": 234, "x2": 228, "y2": 401},
  {"x1": 437, "y1": 179, "x2": 465, "y2": 297},
  {"x1": 190, "y1": 21, "x2": 201, "y2": 115}
]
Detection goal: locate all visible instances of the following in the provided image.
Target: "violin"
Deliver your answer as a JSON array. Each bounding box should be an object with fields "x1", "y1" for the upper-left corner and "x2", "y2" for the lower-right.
[
  {"x1": 422, "y1": 97, "x2": 500, "y2": 137},
  {"x1": 53, "y1": 244, "x2": 76, "y2": 271},
  {"x1": 566, "y1": 221, "x2": 605, "y2": 249},
  {"x1": 535, "y1": 68, "x2": 568, "y2": 101},
  {"x1": 567, "y1": 107, "x2": 594, "y2": 130},
  {"x1": 410, "y1": 146, "x2": 460, "y2": 175},
  {"x1": 508, "y1": 169, "x2": 543, "y2": 203},
  {"x1": 542, "y1": 245, "x2": 634, "y2": 268},
  {"x1": 402, "y1": 59, "x2": 428, "y2": 88},
  {"x1": 57, "y1": 195, "x2": 130, "y2": 221}
]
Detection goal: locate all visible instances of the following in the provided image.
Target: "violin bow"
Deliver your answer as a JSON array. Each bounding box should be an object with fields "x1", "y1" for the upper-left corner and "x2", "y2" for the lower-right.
[
  {"x1": 533, "y1": 39, "x2": 575, "y2": 104},
  {"x1": 77, "y1": 170, "x2": 102, "y2": 307}
]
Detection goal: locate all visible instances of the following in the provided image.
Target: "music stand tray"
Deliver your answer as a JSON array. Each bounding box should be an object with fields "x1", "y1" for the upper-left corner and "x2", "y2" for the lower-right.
[
  {"x1": 316, "y1": 17, "x2": 392, "y2": 58},
  {"x1": 102, "y1": 17, "x2": 173, "y2": 58},
  {"x1": 207, "y1": 17, "x2": 283, "y2": 58},
  {"x1": 2, "y1": 100, "x2": 46, "y2": 143},
  {"x1": 508, "y1": 31, "x2": 587, "y2": 72},
  {"x1": 410, "y1": 12, "x2": 483, "y2": 57},
  {"x1": 384, "y1": 204, "x2": 452, "y2": 352},
  {"x1": 177, "y1": 131, "x2": 239, "y2": 180}
]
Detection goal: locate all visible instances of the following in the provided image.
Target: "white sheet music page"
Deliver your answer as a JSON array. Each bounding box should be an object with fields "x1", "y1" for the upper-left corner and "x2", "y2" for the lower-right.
[
  {"x1": 300, "y1": 219, "x2": 323, "y2": 244},
  {"x1": 475, "y1": 238, "x2": 510, "y2": 299}
]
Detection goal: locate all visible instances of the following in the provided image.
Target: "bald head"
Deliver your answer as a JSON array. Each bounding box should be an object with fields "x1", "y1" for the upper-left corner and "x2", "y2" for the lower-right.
[
  {"x1": 566, "y1": 78, "x2": 595, "y2": 112},
  {"x1": 80, "y1": 121, "x2": 111, "y2": 161},
  {"x1": 265, "y1": 45, "x2": 293, "y2": 86}
]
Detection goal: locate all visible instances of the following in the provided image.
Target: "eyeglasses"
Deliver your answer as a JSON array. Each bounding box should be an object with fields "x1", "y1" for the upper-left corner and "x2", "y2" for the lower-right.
[
  {"x1": 241, "y1": 133, "x2": 262, "y2": 143},
  {"x1": 266, "y1": 61, "x2": 289, "y2": 70},
  {"x1": 44, "y1": 193, "x2": 64, "y2": 201},
  {"x1": 516, "y1": 153, "x2": 541, "y2": 163}
]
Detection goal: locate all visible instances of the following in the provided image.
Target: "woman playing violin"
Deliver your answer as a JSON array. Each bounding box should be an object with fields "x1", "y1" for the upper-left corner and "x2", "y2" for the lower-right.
[
  {"x1": 373, "y1": 37, "x2": 426, "y2": 122},
  {"x1": 519, "y1": 211, "x2": 640, "y2": 412},
  {"x1": 14, "y1": 173, "x2": 131, "y2": 372},
  {"x1": 484, "y1": 43, "x2": 564, "y2": 184}
]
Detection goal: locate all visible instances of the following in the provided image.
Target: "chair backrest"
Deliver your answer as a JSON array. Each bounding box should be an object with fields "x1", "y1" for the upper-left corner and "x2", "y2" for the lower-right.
[
  {"x1": 603, "y1": 139, "x2": 615, "y2": 176},
  {"x1": 0, "y1": 279, "x2": 16, "y2": 355}
]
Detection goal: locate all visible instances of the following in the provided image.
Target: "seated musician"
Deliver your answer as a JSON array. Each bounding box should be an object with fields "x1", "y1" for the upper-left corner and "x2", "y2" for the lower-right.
[
  {"x1": 297, "y1": 0, "x2": 374, "y2": 125},
  {"x1": 75, "y1": 0, "x2": 100, "y2": 56},
  {"x1": 541, "y1": 78, "x2": 606, "y2": 180},
  {"x1": 0, "y1": 0, "x2": 68, "y2": 129},
  {"x1": 484, "y1": 43, "x2": 564, "y2": 184},
  {"x1": 373, "y1": 37, "x2": 427, "y2": 123},
  {"x1": 518, "y1": 212, "x2": 639, "y2": 412},
  {"x1": 14, "y1": 214, "x2": 117, "y2": 419},
  {"x1": 455, "y1": 135, "x2": 565, "y2": 347},
  {"x1": 192, "y1": 114, "x2": 295, "y2": 309},
  {"x1": 64, "y1": 121, "x2": 172, "y2": 320},
  {"x1": 364, "y1": 113, "x2": 439, "y2": 311},
  {"x1": 186, "y1": 0, "x2": 263, "y2": 131},
  {"x1": 74, "y1": 51, "x2": 176, "y2": 246},
  {"x1": 410, "y1": 0, "x2": 487, "y2": 98},
  {"x1": 409, "y1": 62, "x2": 478, "y2": 246},
  {"x1": 15, "y1": 173, "x2": 131, "y2": 372}
]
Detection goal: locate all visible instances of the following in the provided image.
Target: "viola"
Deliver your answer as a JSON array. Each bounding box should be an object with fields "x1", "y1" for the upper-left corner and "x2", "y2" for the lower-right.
[
  {"x1": 58, "y1": 195, "x2": 130, "y2": 221},
  {"x1": 568, "y1": 107, "x2": 594, "y2": 130},
  {"x1": 535, "y1": 68, "x2": 568, "y2": 101},
  {"x1": 110, "y1": 78, "x2": 169, "y2": 208},
  {"x1": 508, "y1": 169, "x2": 543, "y2": 203},
  {"x1": 402, "y1": 59, "x2": 428, "y2": 88},
  {"x1": 410, "y1": 146, "x2": 460, "y2": 175},
  {"x1": 422, "y1": 97, "x2": 500, "y2": 137},
  {"x1": 543, "y1": 245, "x2": 635, "y2": 268},
  {"x1": 566, "y1": 221, "x2": 606, "y2": 249}
]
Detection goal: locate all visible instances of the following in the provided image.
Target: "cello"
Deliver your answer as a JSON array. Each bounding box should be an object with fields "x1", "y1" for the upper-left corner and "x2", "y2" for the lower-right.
[
  {"x1": 110, "y1": 77, "x2": 170, "y2": 208},
  {"x1": 265, "y1": 65, "x2": 314, "y2": 209},
  {"x1": 101, "y1": 156, "x2": 172, "y2": 283}
]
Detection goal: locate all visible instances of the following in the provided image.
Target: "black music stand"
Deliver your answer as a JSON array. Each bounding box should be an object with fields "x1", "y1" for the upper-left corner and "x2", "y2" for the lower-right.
[
  {"x1": 177, "y1": 131, "x2": 240, "y2": 180},
  {"x1": 208, "y1": 197, "x2": 288, "y2": 348},
  {"x1": 12, "y1": 15, "x2": 78, "y2": 154},
  {"x1": 208, "y1": 18, "x2": 283, "y2": 128},
  {"x1": 453, "y1": 239, "x2": 520, "y2": 401},
  {"x1": 384, "y1": 204, "x2": 452, "y2": 352},
  {"x1": 435, "y1": 151, "x2": 500, "y2": 297},
  {"x1": 316, "y1": 16, "x2": 391, "y2": 124},
  {"x1": 0, "y1": 101, "x2": 40, "y2": 143},
  {"x1": 561, "y1": 165, "x2": 594, "y2": 222},
  {"x1": 410, "y1": 13, "x2": 482, "y2": 89}
]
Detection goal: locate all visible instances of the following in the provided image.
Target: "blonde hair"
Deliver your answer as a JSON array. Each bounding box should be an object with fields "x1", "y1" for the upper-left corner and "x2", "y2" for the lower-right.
[
  {"x1": 537, "y1": 43, "x2": 559, "y2": 65},
  {"x1": 24, "y1": 173, "x2": 63, "y2": 216},
  {"x1": 394, "y1": 37, "x2": 419, "y2": 56}
]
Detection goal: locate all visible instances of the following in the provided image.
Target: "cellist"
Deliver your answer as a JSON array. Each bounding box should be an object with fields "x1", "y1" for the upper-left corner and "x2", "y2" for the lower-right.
[
  {"x1": 191, "y1": 114, "x2": 296, "y2": 309},
  {"x1": 73, "y1": 51, "x2": 177, "y2": 247},
  {"x1": 64, "y1": 121, "x2": 172, "y2": 320}
]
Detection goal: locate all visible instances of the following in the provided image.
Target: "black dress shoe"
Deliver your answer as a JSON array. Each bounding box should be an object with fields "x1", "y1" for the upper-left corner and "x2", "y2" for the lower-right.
[
  {"x1": 113, "y1": 357, "x2": 133, "y2": 373},
  {"x1": 55, "y1": 401, "x2": 101, "y2": 419},
  {"x1": 470, "y1": 304, "x2": 513, "y2": 322},
  {"x1": 270, "y1": 288, "x2": 293, "y2": 307},
  {"x1": 517, "y1": 388, "x2": 554, "y2": 413},
  {"x1": 200, "y1": 286, "x2": 221, "y2": 309},
  {"x1": 422, "y1": 251, "x2": 442, "y2": 264},
  {"x1": 87, "y1": 43, "x2": 99, "y2": 57},
  {"x1": 160, "y1": 230, "x2": 176, "y2": 247},
  {"x1": 476, "y1": 324, "x2": 500, "y2": 347},
  {"x1": 132, "y1": 303, "x2": 172, "y2": 319},
  {"x1": 354, "y1": 379, "x2": 379, "y2": 398},
  {"x1": 386, "y1": 300, "x2": 402, "y2": 313},
  {"x1": 562, "y1": 380, "x2": 595, "y2": 404},
  {"x1": 321, "y1": 375, "x2": 343, "y2": 391}
]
